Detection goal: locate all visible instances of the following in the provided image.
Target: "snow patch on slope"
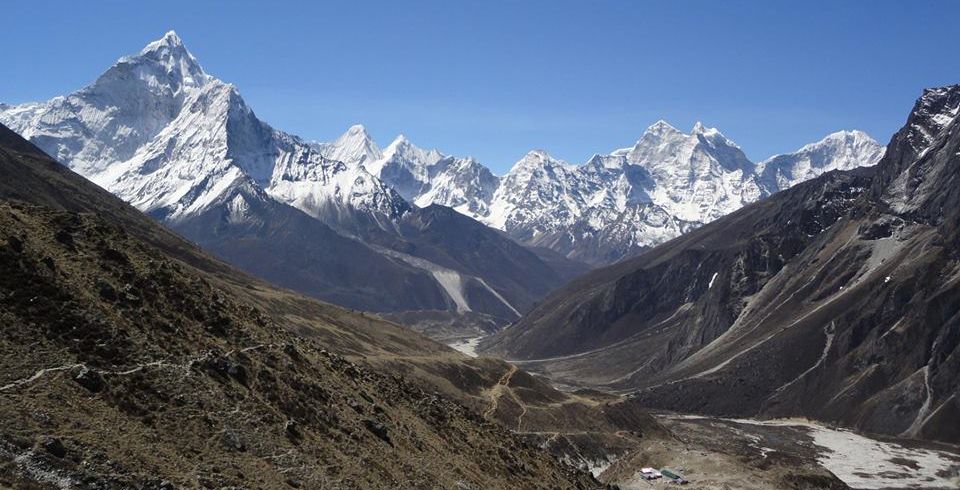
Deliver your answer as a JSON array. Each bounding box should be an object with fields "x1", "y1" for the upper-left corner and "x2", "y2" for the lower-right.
[
  {"x1": 431, "y1": 269, "x2": 472, "y2": 313},
  {"x1": 474, "y1": 277, "x2": 521, "y2": 317},
  {"x1": 448, "y1": 336, "x2": 484, "y2": 357},
  {"x1": 372, "y1": 247, "x2": 473, "y2": 312}
]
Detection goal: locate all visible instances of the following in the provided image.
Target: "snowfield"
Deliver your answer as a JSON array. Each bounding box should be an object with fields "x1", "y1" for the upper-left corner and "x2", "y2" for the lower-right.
[
  {"x1": 808, "y1": 424, "x2": 959, "y2": 489},
  {"x1": 665, "y1": 415, "x2": 960, "y2": 489},
  {"x1": 448, "y1": 336, "x2": 484, "y2": 357}
]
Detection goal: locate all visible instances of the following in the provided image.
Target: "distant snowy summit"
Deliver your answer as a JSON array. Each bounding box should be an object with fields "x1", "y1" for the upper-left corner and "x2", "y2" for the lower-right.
[
  {"x1": 757, "y1": 130, "x2": 885, "y2": 190},
  {"x1": 0, "y1": 31, "x2": 407, "y2": 225},
  {"x1": 344, "y1": 120, "x2": 885, "y2": 264},
  {"x1": 0, "y1": 31, "x2": 884, "y2": 266},
  {"x1": 0, "y1": 31, "x2": 566, "y2": 322}
]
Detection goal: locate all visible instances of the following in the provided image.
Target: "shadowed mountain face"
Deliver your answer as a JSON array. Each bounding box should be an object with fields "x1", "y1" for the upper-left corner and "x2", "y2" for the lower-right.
[
  {"x1": 0, "y1": 123, "x2": 609, "y2": 488},
  {"x1": 483, "y1": 85, "x2": 960, "y2": 444}
]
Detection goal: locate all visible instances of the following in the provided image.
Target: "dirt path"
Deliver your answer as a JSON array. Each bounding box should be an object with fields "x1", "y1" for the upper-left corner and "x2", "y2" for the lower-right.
[
  {"x1": 0, "y1": 344, "x2": 272, "y2": 393},
  {"x1": 483, "y1": 363, "x2": 518, "y2": 420},
  {"x1": 515, "y1": 395, "x2": 528, "y2": 431}
]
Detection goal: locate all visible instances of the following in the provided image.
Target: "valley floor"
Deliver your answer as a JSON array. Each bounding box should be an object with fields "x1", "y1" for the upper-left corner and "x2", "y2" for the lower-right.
[
  {"x1": 602, "y1": 413, "x2": 960, "y2": 490},
  {"x1": 441, "y1": 332, "x2": 960, "y2": 489}
]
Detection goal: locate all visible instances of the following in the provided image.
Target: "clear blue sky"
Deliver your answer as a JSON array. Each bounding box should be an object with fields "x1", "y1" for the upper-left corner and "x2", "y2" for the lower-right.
[{"x1": 2, "y1": 1, "x2": 957, "y2": 172}]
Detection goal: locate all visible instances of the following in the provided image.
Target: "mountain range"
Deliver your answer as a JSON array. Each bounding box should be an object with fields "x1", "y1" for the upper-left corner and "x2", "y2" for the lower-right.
[
  {"x1": 0, "y1": 31, "x2": 883, "y2": 330},
  {"x1": 317, "y1": 114, "x2": 885, "y2": 266},
  {"x1": 0, "y1": 32, "x2": 573, "y2": 333},
  {"x1": 483, "y1": 84, "x2": 960, "y2": 445},
  {"x1": 369, "y1": 121, "x2": 884, "y2": 265}
]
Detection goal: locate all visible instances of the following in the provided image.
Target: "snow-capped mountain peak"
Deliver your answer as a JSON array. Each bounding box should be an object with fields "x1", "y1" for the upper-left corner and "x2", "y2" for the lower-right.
[
  {"x1": 584, "y1": 152, "x2": 628, "y2": 172},
  {"x1": 114, "y1": 30, "x2": 210, "y2": 93},
  {"x1": 647, "y1": 119, "x2": 681, "y2": 135},
  {"x1": 363, "y1": 134, "x2": 447, "y2": 200},
  {"x1": 626, "y1": 121, "x2": 681, "y2": 152},
  {"x1": 497, "y1": 151, "x2": 578, "y2": 200},
  {"x1": 411, "y1": 155, "x2": 500, "y2": 217},
  {"x1": 379, "y1": 134, "x2": 444, "y2": 169},
  {"x1": 758, "y1": 129, "x2": 885, "y2": 190},
  {"x1": 319, "y1": 123, "x2": 383, "y2": 167},
  {"x1": 626, "y1": 119, "x2": 749, "y2": 171},
  {"x1": 524, "y1": 148, "x2": 556, "y2": 160},
  {"x1": 509, "y1": 149, "x2": 571, "y2": 174},
  {"x1": 141, "y1": 30, "x2": 186, "y2": 52},
  {"x1": 690, "y1": 121, "x2": 730, "y2": 143},
  {"x1": 0, "y1": 33, "x2": 412, "y2": 225},
  {"x1": 610, "y1": 120, "x2": 681, "y2": 156},
  {"x1": 0, "y1": 32, "x2": 218, "y2": 178},
  {"x1": 789, "y1": 129, "x2": 877, "y2": 157}
]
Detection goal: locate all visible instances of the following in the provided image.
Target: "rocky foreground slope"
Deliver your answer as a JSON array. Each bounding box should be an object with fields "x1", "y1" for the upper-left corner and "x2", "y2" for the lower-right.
[{"x1": 484, "y1": 85, "x2": 960, "y2": 445}]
